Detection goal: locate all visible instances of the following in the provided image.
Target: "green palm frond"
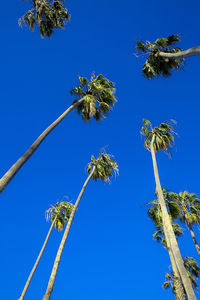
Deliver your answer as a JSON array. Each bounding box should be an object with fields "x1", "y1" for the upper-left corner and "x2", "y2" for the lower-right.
[
  {"x1": 19, "y1": 0, "x2": 70, "y2": 38},
  {"x1": 141, "y1": 119, "x2": 176, "y2": 154},
  {"x1": 183, "y1": 257, "x2": 200, "y2": 289},
  {"x1": 46, "y1": 200, "x2": 74, "y2": 231},
  {"x1": 87, "y1": 153, "x2": 119, "y2": 182},
  {"x1": 71, "y1": 74, "x2": 116, "y2": 122},
  {"x1": 169, "y1": 191, "x2": 200, "y2": 226},
  {"x1": 135, "y1": 34, "x2": 184, "y2": 79}
]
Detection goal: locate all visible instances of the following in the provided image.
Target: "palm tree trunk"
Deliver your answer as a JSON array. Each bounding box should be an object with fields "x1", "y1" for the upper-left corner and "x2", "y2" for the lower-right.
[
  {"x1": 18, "y1": 217, "x2": 57, "y2": 300},
  {"x1": 150, "y1": 136, "x2": 196, "y2": 300},
  {"x1": 158, "y1": 46, "x2": 200, "y2": 59},
  {"x1": 186, "y1": 220, "x2": 200, "y2": 256},
  {"x1": 163, "y1": 222, "x2": 186, "y2": 300},
  {"x1": 0, "y1": 99, "x2": 83, "y2": 194},
  {"x1": 43, "y1": 166, "x2": 96, "y2": 300}
]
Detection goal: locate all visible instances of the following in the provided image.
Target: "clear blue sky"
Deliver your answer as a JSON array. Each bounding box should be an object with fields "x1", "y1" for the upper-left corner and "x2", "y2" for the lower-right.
[{"x1": 0, "y1": 0, "x2": 200, "y2": 299}]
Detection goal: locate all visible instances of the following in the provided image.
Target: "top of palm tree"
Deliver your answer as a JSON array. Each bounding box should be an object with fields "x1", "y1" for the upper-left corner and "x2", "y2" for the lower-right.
[
  {"x1": 141, "y1": 119, "x2": 176, "y2": 155},
  {"x1": 71, "y1": 74, "x2": 117, "y2": 122},
  {"x1": 19, "y1": 0, "x2": 70, "y2": 38},
  {"x1": 135, "y1": 34, "x2": 184, "y2": 79},
  {"x1": 168, "y1": 191, "x2": 200, "y2": 226},
  {"x1": 147, "y1": 190, "x2": 183, "y2": 247},
  {"x1": 87, "y1": 152, "x2": 119, "y2": 182},
  {"x1": 46, "y1": 200, "x2": 74, "y2": 231}
]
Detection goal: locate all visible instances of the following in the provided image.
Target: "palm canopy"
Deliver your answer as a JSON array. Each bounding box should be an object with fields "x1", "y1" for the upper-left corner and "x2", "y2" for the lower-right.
[
  {"x1": 87, "y1": 153, "x2": 119, "y2": 182},
  {"x1": 168, "y1": 191, "x2": 200, "y2": 226},
  {"x1": 71, "y1": 74, "x2": 116, "y2": 122},
  {"x1": 19, "y1": 0, "x2": 70, "y2": 38},
  {"x1": 147, "y1": 191, "x2": 183, "y2": 247},
  {"x1": 46, "y1": 200, "x2": 74, "y2": 231},
  {"x1": 141, "y1": 119, "x2": 176, "y2": 154},
  {"x1": 135, "y1": 34, "x2": 184, "y2": 79},
  {"x1": 163, "y1": 257, "x2": 200, "y2": 292}
]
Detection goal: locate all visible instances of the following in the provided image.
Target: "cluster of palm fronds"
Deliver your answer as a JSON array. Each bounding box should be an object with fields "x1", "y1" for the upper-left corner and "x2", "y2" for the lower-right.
[
  {"x1": 163, "y1": 257, "x2": 200, "y2": 292},
  {"x1": 46, "y1": 200, "x2": 74, "y2": 231},
  {"x1": 19, "y1": 0, "x2": 70, "y2": 38},
  {"x1": 135, "y1": 34, "x2": 184, "y2": 79},
  {"x1": 141, "y1": 119, "x2": 176, "y2": 155},
  {"x1": 87, "y1": 153, "x2": 119, "y2": 182},
  {"x1": 70, "y1": 74, "x2": 116, "y2": 122},
  {"x1": 147, "y1": 188, "x2": 200, "y2": 297}
]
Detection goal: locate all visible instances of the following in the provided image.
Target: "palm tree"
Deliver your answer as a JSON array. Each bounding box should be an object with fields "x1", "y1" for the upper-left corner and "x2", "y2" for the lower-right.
[
  {"x1": 148, "y1": 195, "x2": 186, "y2": 300},
  {"x1": 43, "y1": 152, "x2": 118, "y2": 300},
  {"x1": 18, "y1": 200, "x2": 73, "y2": 300},
  {"x1": 168, "y1": 191, "x2": 200, "y2": 256},
  {"x1": 141, "y1": 119, "x2": 196, "y2": 300},
  {"x1": 163, "y1": 257, "x2": 200, "y2": 297},
  {"x1": 19, "y1": 0, "x2": 70, "y2": 38},
  {"x1": 135, "y1": 34, "x2": 200, "y2": 79},
  {"x1": 0, "y1": 74, "x2": 116, "y2": 194}
]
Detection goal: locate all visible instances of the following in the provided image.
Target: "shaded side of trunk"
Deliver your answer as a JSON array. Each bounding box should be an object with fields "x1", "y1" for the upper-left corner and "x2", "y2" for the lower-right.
[
  {"x1": 163, "y1": 221, "x2": 186, "y2": 300},
  {"x1": 0, "y1": 99, "x2": 83, "y2": 194},
  {"x1": 18, "y1": 217, "x2": 57, "y2": 300},
  {"x1": 186, "y1": 220, "x2": 200, "y2": 256},
  {"x1": 43, "y1": 166, "x2": 96, "y2": 300},
  {"x1": 158, "y1": 46, "x2": 200, "y2": 59},
  {"x1": 150, "y1": 136, "x2": 196, "y2": 300}
]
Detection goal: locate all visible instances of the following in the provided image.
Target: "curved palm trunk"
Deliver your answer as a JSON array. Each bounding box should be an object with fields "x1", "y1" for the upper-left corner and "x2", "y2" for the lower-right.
[
  {"x1": 150, "y1": 136, "x2": 196, "y2": 300},
  {"x1": 186, "y1": 220, "x2": 200, "y2": 256},
  {"x1": 163, "y1": 222, "x2": 186, "y2": 300},
  {"x1": 0, "y1": 99, "x2": 83, "y2": 194},
  {"x1": 18, "y1": 217, "x2": 57, "y2": 300},
  {"x1": 158, "y1": 46, "x2": 200, "y2": 59},
  {"x1": 43, "y1": 166, "x2": 96, "y2": 300}
]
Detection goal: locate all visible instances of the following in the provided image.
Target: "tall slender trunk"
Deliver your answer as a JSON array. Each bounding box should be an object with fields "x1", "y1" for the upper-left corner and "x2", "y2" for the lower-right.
[
  {"x1": 163, "y1": 221, "x2": 186, "y2": 300},
  {"x1": 0, "y1": 99, "x2": 83, "y2": 194},
  {"x1": 150, "y1": 136, "x2": 196, "y2": 300},
  {"x1": 186, "y1": 219, "x2": 200, "y2": 256},
  {"x1": 158, "y1": 46, "x2": 200, "y2": 59},
  {"x1": 18, "y1": 217, "x2": 57, "y2": 300},
  {"x1": 43, "y1": 166, "x2": 96, "y2": 300}
]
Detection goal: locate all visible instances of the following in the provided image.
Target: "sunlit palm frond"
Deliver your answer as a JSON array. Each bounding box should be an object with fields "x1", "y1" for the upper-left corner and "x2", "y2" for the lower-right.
[
  {"x1": 71, "y1": 74, "x2": 116, "y2": 122},
  {"x1": 19, "y1": 0, "x2": 70, "y2": 38},
  {"x1": 135, "y1": 34, "x2": 184, "y2": 79},
  {"x1": 87, "y1": 152, "x2": 119, "y2": 182}
]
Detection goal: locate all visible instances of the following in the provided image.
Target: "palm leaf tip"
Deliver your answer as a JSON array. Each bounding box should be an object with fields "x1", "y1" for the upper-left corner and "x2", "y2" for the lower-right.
[
  {"x1": 19, "y1": 0, "x2": 70, "y2": 38},
  {"x1": 87, "y1": 152, "x2": 119, "y2": 182},
  {"x1": 71, "y1": 74, "x2": 116, "y2": 122}
]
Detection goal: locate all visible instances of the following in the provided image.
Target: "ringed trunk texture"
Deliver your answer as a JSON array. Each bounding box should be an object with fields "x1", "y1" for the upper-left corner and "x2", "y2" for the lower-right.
[
  {"x1": 18, "y1": 217, "x2": 57, "y2": 300},
  {"x1": 0, "y1": 99, "x2": 83, "y2": 194},
  {"x1": 43, "y1": 166, "x2": 96, "y2": 300},
  {"x1": 158, "y1": 46, "x2": 200, "y2": 59},
  {"x1": 150, "y1": 136, "x2": 196, "y2": 300},
  {"x1": 186, "y1": 220, "x2": 200, "y2": 256},
  {"x1": 163, "y1": 221, "x2": 186, "y2": 300}
]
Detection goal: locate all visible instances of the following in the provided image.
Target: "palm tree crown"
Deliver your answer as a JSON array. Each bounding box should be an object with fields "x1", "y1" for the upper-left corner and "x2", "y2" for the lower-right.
[
  {"x1": 169, "y1": 191, "x2": 200, "y2": 226},
  {"x1": 71, "y1": 74, "x2": 116, "y2": 122},
  {"x1": 19, "y1": 0, "x2": 70, "y2": 38},
  {"x1": 135, "y1": 34, "x2": 184, "y2": 79},
  {"x1": 148, "y1": 191, "x2": 183, "y2": 247},
  {"x1": 87, "y1": 153, "x2": 119, "y2": 182},
  {"x1": 141, "y1": 119, "x2": 176, "y2": 154},
  {"x1": 46, "y1": 200, "x2": 74, "y2": 231}
]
